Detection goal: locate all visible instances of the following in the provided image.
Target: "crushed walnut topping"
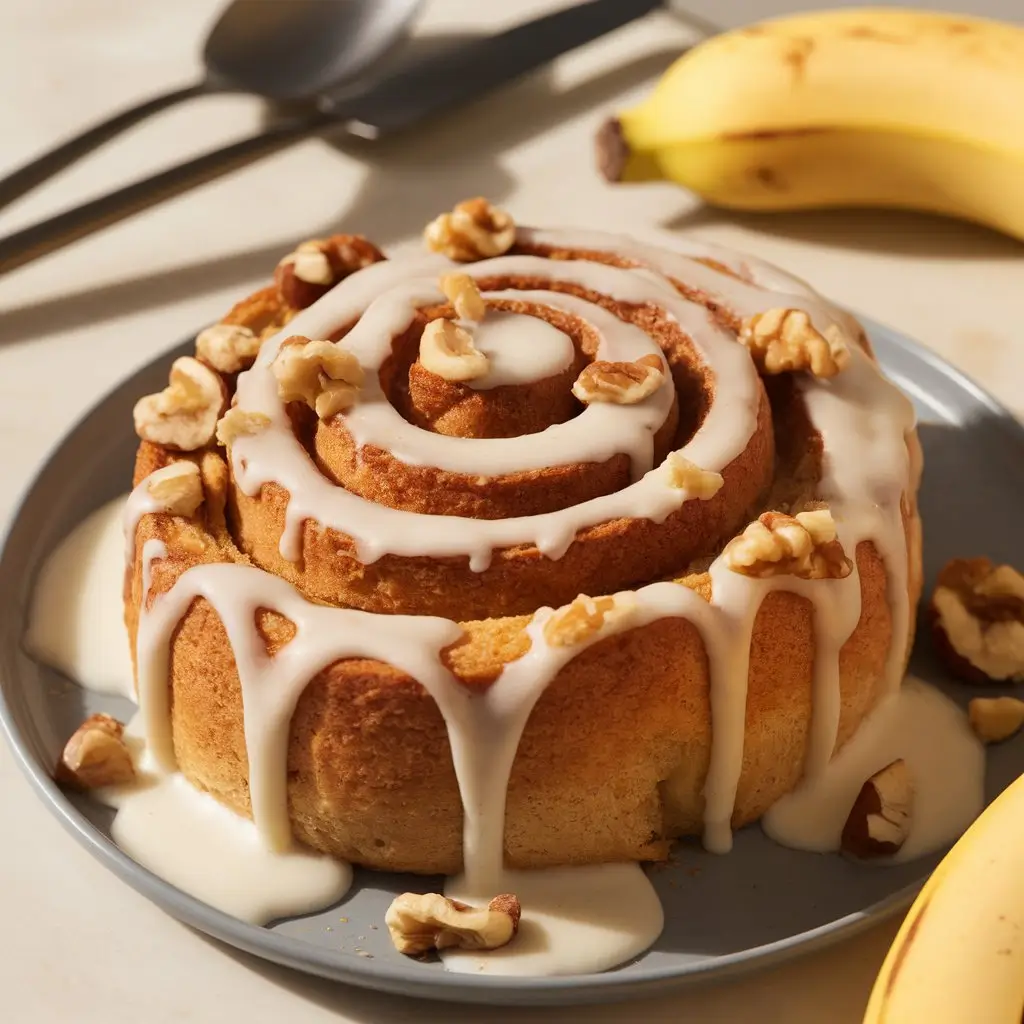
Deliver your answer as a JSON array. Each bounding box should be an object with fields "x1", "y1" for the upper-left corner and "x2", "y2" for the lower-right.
[
  {"x1": 133, "y1": 357, "x2": 226, "y2": 452},
  {"x1": 195, "y1": 323, "x2": 261, "y2": 374},
  {"x1": 274, "y1": 234, "x2": 384, "y2": 309},
  {"x1": 723, "y1": 509, "x2": 853, "y2": 580},
  {"x1": 56, "y1": 714, "x2": 135, "y2": 790},
  {"x1": 665, "y1": 453, "x2": 724, "y2": 499},
  {"x1": 385, "y1": 892, "x2": 521, "y2": 956},
  {"x1": 419, "y1": 318, "x2": 489, "y2": 382},
  {"x1": 931, "y1": 557, "x2": 1024, "y2": 684},
  {"x1": 440, "y1": 272, "x2": 486, "y2": 322},
  {"x1": 215, "y1": 407, "x2": 272, "y2": 447},
  {"x1": 272, "y1": 336, "x2": 365, "y2": 419},
  {"x1": 543, "y1": 592, "x2": 636, "y2": 647},
  {"x1": 739, "y1": 308, "x2": 850, "y2": 378},
  {"x1": 572, "y1": 354, "x2": 665, "y2": 405},
  {"x1": 145, "y1": 461, "x2": 203, "y2": 517},
  {"x1": 424, "y1": 198, "x2": 515, "y2": 262}
]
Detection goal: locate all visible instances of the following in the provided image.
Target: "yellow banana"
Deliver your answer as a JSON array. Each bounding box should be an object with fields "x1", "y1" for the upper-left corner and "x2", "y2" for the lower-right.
[
  {"x1": 863, "y1": 772, "x2": 1024, "y2": 1024},
  {"x1": 599, "y1": 8, "x2": 1024, "y2": 240}
]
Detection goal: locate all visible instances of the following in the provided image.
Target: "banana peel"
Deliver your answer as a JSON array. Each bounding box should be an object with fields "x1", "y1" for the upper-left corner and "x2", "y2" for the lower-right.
[{"x1": 598, "y1": 8, "x2": 1024, "y2": 241}]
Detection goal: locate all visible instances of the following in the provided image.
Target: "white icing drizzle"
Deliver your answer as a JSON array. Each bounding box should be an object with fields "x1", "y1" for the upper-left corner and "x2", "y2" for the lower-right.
[
  {"x1": 464, "y1": 310, "x2": 575, "y2": 390},
  {"x1": 763, "y1": 677, "x2": 984, "y2": 860},
  {"x1": 135, "y1": 548, "x2": 463, "y2": 851},
  {"x1": 446, "y1": 584, "x2": 713, "y2": 894},
  {"x1": 443, "y1": 863, "x2": 663, "y2": 977},
  {"x1": 98, "y1": 715, "x2": 352, "y2": 925},
  {"x1": 123, "y1": 474, "x2": 168, "y2": 567},
  {"x1": 342, "y1": 288, "x2": 674, "y2": 479},
  {"x1": 699, "y1": 565, "x2": 864, "y2": 852},
  {"x1": 519, "y1": 227, "x2": 859, "y2": 339},
  {"x1": 230, "y1": 253, "x2": 757, "y2": 570},
  {"x1": 699, "y1": 344, "x2": 915, "y2": 852},
  {"x1": 25, "y1": 496, "x2": 134, "y2": 698}
]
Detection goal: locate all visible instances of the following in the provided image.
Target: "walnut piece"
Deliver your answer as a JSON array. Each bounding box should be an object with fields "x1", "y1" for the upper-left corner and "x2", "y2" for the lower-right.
[
  {"x1": 930, "y1": 558, "x2": 1024, "y2": 684},
  {"x1": 722, "y1": 509, "x2": 852, "y2": 580},
  {"x1": 739, "y1": 308, "x2": 850, "y2": 378},
  {"x1": 385, "y1": 892, "x2": 521, "y2": 956},
  {"x1": 424, "y1": 198, "x2": 515, "y2": 262},
  {"x1": 969, "y1": 697, "x2": 1024, "y2": 744},
  {"x1": 543, "y1": 592, "x2": 635, "y2": 647},
  {"x1": 419, "y1": 319, "x2": 489, "y2": 382},
  {"x1": 55, "y1": 714, "x2": 135, "y2": 790},
  {"x1": 841, "y1": 759, "x2": 914, "y2": 859},
  {"x1": 274, "y1": 234, "x2": 385, "y2": 309},
  {"x1": 572, "y1": 354, "x2": 665, "y2": 405},
  {"x1": 440, "y1": 272, "x2": 486, "y2": 322},
  {"x1": 145, "y1": 461, "x2": 203, "y2": 517},
  {"x1": 272, "y1": 336, "x2": 365, "y2": 419},
  {"x1": 216, "y1": 407, "x2": 272, "y2": 447},
  {"x1": 195, "y1": 323, "x2": 260, "y2": 373},
  {"x1": 665, "y1": 453, "x2": 724, "y2": 499},
  {"x1": 133, "y1": 357, "x2": 226, "y2": 452}
]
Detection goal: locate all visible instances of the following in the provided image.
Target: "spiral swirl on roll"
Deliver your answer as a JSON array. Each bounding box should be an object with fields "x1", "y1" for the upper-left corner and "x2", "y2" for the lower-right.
[{"x1": 125, "y1": 200, "x2": 921, "y2": 890}]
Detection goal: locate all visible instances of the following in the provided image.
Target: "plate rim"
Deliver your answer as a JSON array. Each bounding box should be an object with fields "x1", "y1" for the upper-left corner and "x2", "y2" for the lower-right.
[{"x1": 1, "y1": 314, "x2": 1021, "y2": 1005}]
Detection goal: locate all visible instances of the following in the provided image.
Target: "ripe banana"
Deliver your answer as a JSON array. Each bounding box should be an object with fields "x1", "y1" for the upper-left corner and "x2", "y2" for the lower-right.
[
  {"x1": 599, "y1": 8, "x2": 1024, "y2": 240},
  {"x1": 863, "y1": 772, "x2": 1024, "y2": 1024}
]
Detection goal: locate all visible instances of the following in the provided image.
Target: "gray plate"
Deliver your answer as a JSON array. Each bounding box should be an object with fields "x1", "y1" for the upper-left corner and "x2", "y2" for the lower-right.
[{"x1": 2, "y1": 318, "x2": 1023, "y2": 1007}]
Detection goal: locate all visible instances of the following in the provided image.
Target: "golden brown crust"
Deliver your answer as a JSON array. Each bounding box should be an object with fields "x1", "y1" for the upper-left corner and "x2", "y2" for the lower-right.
[{"x1": 127, "y1": 502, "x2": 914, "y2": 873}]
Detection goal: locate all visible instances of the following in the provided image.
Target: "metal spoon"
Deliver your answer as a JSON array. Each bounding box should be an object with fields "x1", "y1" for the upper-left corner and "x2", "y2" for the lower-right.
[{"x1": 0, "y1": 0, "x2": 422, "y2": 212}]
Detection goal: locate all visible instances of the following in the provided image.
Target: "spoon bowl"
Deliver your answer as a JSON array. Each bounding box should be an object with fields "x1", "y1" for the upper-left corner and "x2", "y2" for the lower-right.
[{"x1": 203, "y1": 0, "x2": 425, "y2": 101}]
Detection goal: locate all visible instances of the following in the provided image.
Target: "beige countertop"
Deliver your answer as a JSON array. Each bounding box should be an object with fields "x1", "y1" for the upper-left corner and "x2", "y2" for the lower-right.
[{"x1": 1, "y1": 1, "x2": 1021, "y2": 1020}]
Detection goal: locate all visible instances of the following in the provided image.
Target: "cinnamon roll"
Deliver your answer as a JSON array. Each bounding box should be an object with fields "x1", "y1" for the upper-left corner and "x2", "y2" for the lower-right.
[{"x1": 124, "y1": 200, "x2": 921, "y2": 882}]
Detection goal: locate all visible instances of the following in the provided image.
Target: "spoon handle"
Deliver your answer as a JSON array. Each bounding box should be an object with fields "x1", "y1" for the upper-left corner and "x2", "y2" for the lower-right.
[
  {"x1": 0, "y1": 111, "x2": 338, "y2": 277},
  {"x1": 0, "y1": 82, "x2": 212, "y2": 213},
  {"x1": 0, "y1": 0, "x2": 678, "y2": 278}
]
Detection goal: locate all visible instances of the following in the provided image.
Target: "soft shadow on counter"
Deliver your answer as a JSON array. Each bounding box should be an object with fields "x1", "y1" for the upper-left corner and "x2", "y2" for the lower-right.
[
  {"x1": 0, "y1": 38, "x2": 681, "y2": 349},
  {"x1": 662, "y1": 203, "x2": 1023, "y2": 260}
]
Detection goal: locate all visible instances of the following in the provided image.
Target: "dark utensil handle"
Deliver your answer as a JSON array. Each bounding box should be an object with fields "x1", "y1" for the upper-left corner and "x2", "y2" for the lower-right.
[
  {"x1": 0, "y1": 111, "x2": 337, "y2": 277},
  {"x1": 0, "y1": 82, "x2": 212, "y2": 213},
  {"x1": 342, "y1": 0, "x2": 665, "y2": 133}
]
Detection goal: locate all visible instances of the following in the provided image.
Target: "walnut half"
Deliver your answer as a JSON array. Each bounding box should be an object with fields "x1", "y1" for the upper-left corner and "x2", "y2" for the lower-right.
[
  {"x1": 133, "y1": 357, "x2": 227, "y2": 452},
  {"x1": 739, "y1": 308, "x2": 850, "y2": 378},
  {"x1": 969, "y1": 696, "x2": 1024, "y2": 744},
  {"x1": 440, "y1": 272, "x2": 486, "y2": 323},
  {"x1": 722, "y1": 509, "x2": 853, "y2": 580},
  {"x1": 55, "y1": 714, "x2": 135, "y2": 790},
  {"x1": 274, "y1": 234, "x2": 384, "y2": 310},
  {"x1": 145, "y1": 461, "x2": 203, "y2": 517},
  {"x1": 543, "y1": 592, "x2": 636, "y2": 647},
  {"x1": 272, "y1": 337, "x2": 365, "y2": 419},
  {"x1": 216, "y1": 407, "x2": 271, "y2": 448},
  {"x1": 424, "y1": 198, "x2": 515, "y2": 262},
  {"x1": 419, "y1": 319, "x2": 489, "y2": 382},
  {"x1": 665, "y1": 453, "x2": 724, "y2": 499},
  {"x1": 572, "y1": 355, "x2": 665, "y2": 405},
  {"x1": 930, "y1": 558, "x2": 1024, "y2": 684},
  {"x1": 195, "y1": 323, "x2": 260, "y2": 374},
  {"x1": 385, "y1": 892, "x2": 521, "y2": 956}
]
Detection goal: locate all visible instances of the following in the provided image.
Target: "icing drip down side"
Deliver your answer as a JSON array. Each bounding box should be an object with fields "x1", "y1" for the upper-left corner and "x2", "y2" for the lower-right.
[
  {"x1": 101, "y1": 714, "x2": 352, "y2": 925},
  {"x1": 28, "y1": 500, "x2": 983, "y2": 950}
]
